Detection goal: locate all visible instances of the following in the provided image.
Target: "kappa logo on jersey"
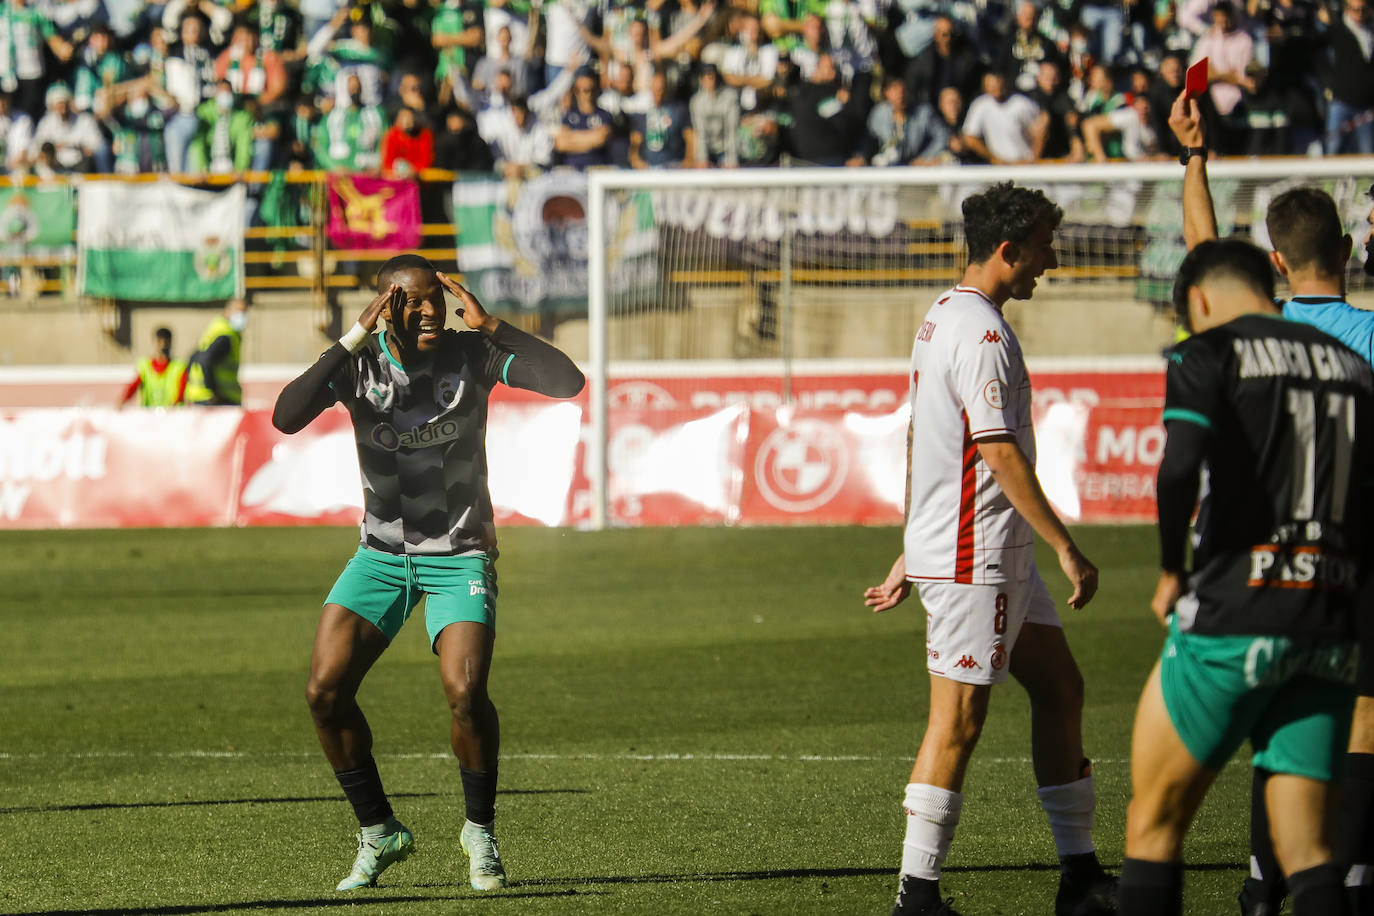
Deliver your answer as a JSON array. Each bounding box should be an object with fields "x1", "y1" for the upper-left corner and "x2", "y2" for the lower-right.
[
  {"x1": 952, "y1": 654, "x2": 982, "y2": 670},
  {"x1": 981, "y1": 330, "x2": 1002, "y2": 344},
  {"x1": 754, "y1": 419, "x2": 850, "y2": 513},
  {"x1": 983, "y1": 379, "x2": 1007, "y2": 409},
  {"x1": 990, "y1": 643, "x2": 1006, "y2": 671}
]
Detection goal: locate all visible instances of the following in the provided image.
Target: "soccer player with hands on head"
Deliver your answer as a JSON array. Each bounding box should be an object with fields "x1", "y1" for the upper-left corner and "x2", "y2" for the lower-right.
[
  {"x1": 865, "y1": 181, "x2": 1115, "y2": 916},
  {"x1": 273, "y1": 255, "x2": 584, "y2": 894}
]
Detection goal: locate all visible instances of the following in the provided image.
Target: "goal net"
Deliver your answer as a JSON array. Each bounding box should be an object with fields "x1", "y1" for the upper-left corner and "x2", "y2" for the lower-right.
[{"x1": 582, "y1": 161, "x2": 1374, "y2": 528}]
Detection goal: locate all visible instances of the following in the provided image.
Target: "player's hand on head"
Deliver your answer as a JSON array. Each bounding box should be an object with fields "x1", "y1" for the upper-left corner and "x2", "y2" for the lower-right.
[
  {"x1": 1169, "y1": 88, "x2": 1205, "y2": 149},
  {"x1": 1059, "y1": 544, "x2": 1098, "y2": 609},
  {"x1": 863, "y1": 553, "x2": 912, "y2": 613},
  {"x1": 438, "y1": 271, "x2": 499, "y2": 333},
  {"x1": 359, "y1": 282, "x2": 401, "y2": 331},
  {"x1": 1150, "y1": 570, "x2": 1184, "y2": 627}
]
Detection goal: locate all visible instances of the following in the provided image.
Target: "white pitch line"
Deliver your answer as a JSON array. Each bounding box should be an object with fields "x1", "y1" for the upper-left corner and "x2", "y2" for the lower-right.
[{"x1": 0, "y1": 750, "x2": 1127, "y2": 764}]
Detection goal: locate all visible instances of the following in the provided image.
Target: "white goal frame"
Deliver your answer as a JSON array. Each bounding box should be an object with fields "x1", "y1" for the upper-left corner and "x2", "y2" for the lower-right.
[{"x1": 586, "y1": 158, "x2": 1374, "y2": 530}]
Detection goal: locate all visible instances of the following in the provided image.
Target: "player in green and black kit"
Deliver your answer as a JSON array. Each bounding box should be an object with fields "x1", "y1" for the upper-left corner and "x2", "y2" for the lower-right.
[
  {"x1": 1120, "y1": 239, "x2": 1374, "y2": 916},
  {"x1": 273, "y1": 255, "x2": 584, "y2": 892}
]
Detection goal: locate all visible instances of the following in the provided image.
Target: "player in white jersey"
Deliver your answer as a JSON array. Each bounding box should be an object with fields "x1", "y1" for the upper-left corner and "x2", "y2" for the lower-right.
[{"x1": 865, "y1": 182, "x2": 1116, "y2": 916}]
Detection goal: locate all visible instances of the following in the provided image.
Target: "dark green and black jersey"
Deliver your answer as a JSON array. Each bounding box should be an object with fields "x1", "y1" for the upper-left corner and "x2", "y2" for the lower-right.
[{"x1": 1163, "y1": 314, "x2": 1374, "y2": 638}]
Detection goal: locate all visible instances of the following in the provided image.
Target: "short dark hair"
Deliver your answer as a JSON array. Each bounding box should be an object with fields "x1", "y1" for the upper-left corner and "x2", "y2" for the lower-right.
[
  {"x1": 1265, "y1": 187, "x2": 1345, "y2": 275},
  {"x1": 962, "y1": 181, "x2": 1063, "y2": 264},
  {"x1": 1171, "y1": 237, "x2": 1276, "y2": 326},
  {"x1": 154, "y1": 326, "x2": 173, "y2": 341},
  {"x1": 376, "y1": 253, "x2": 435, "y2": 290}
]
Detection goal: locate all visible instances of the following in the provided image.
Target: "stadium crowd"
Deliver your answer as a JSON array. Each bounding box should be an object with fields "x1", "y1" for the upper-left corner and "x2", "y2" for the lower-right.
[{"x1": 0, "y1": 0, "x2": 1372, "y2": 184}]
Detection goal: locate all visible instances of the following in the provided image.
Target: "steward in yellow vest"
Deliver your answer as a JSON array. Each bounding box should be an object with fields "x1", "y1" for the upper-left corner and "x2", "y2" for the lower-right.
[
  {"x1": 185, "y1": 301, "x2": 247, "y2": 406},
  {"x1": 120, "y1": 327, "x2": 186, "y2": 407}
]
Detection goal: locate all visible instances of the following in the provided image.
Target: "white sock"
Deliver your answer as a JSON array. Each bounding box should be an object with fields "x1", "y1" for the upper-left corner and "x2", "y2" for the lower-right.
[
  {"x1": 1037, "y1": 774, "x2": 1096, "y2": 857},
  {"x1": 900, "y1": 783, "x2": 963, "y2": 880},
  {"x1": 361, "y1": 817, "x2": 398, "y2": 839}
]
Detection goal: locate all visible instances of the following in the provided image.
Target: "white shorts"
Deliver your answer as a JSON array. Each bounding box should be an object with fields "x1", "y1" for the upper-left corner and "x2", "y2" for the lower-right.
[{"x1": 914, "y1": 565, "x2": 1061, "y2": 685}]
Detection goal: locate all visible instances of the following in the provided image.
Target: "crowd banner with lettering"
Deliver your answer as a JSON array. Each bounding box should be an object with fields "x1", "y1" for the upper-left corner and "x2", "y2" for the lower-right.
[
  {"x1": 453, "y1": 173, "x2": 656, "y2": 315},
  {"x1": 77, "y1": 180, "x2": 245, "y2": 301},
  {"x1": 0, "y1": 185, "x2": 75, "y2": 257},
  {"x1": 326, "y1": 174, "x2": 421, "y2": 251},
  {"x1": 0, "y1": 368, "x2": 1167, "y2": 529}
]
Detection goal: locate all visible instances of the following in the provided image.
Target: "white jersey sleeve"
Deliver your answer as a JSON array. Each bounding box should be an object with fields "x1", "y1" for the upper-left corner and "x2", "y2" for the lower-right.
[{"x1": 904, "y1": 286, "x2": 1036, "y2": 585}]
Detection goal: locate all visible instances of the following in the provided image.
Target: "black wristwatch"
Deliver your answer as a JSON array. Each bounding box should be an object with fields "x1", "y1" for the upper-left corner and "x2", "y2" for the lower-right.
[{"x1": 1179, "y1": 146, "x2": 1208, "y2": 166}]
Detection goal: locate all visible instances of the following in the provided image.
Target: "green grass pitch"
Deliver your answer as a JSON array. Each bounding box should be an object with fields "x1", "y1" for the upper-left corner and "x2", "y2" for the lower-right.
[{"x1": 1, "y1": 525, "x2": 1259, "y2": 915}]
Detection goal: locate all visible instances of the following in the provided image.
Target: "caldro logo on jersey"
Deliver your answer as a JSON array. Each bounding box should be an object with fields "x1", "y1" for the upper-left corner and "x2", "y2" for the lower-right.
[
  {"x1": 370, "y1": 418, "x2": 465, "y2": 451},
  {"x1": 754, "y1": 420, "x2": 850, "y2": 513}
]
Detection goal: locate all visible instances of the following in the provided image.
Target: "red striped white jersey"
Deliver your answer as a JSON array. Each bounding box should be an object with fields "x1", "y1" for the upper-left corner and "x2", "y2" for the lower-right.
[{"x1": 905, "y1": 286, "x2": 1035, "y2": 585}]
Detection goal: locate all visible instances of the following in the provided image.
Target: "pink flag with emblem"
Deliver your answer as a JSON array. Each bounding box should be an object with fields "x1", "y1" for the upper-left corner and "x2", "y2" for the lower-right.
[{"x1": 325, "y1": 174, "x2": 422, "y2": 251}]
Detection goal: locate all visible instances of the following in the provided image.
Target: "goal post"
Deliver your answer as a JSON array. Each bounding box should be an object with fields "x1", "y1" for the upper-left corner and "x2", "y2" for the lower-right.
[{"x1": 585, "y1": 159, "x2": 1374, "y2": 530}]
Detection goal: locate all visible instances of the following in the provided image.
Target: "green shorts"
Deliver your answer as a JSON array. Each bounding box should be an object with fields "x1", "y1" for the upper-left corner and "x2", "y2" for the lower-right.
[
  {"x1": 1160, "y1": 615, "x2": 1358, "y2": 780},
  {"x1": 325, "y1": 546, "x2": 496, "y2": 651}
]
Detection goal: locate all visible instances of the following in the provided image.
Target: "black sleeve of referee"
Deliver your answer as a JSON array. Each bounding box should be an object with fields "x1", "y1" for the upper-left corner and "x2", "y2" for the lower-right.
[
  {"x1": 486, "y1": 320, "x2": 585, "y2": 398},
  {"x1": 272, "y1": 344, "x2": 348, "y2": 434},
  {"x1": 1156, "y1": 419, "x2": 1208, "y2": 574}
]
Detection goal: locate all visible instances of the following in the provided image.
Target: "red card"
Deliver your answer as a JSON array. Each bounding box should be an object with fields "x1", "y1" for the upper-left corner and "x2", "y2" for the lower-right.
[{"x1": 1185, "y1": 57, "x2": 1208, "y2": 98}]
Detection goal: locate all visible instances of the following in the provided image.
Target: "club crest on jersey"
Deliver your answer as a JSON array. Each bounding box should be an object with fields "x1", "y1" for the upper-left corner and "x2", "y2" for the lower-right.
[
  {"x1": 365, "y1": 383, "x2": 393, "y2": 410},
  {"x1": 983, "y1": 379, "x2": 1007, "y2": 409},
  {"x1": 436, "y1": 376, "x2": 466, "y2": 410}
]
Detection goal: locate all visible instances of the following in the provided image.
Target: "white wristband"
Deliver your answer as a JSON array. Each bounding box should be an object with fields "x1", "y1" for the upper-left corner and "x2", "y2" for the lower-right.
[{"x1": 339, "y1": 322, "x2": 369, "y2": 353}]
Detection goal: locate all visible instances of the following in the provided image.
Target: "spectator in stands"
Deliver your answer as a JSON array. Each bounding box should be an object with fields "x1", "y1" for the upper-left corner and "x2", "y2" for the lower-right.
[
  {"x1": 997, "y1": 0, "x2": 1065, "y2": 94},
  {"x1": 816, "y1": 0, "x2": 879, "y2": 103},
  {"x1": 73, "y1": 23, "x2": 128, "y2": 113},
  {"x1": 1, "y1": 0, "x2": 75, "y2": 120},
  {"x1": 787, "y1": 13, "x2": 827, "y2": 82},
  {"x1": 245, "y1": 95, "x2": 282, "y2": 170},
  {"x1": 1189, "y1": 0, "x2": 1254, "y2": 152},
  {"x1": 255, "y1": 0, "x2": 308, "y2": 69},
  {"x1": 759, "y1": 0, "x2": 808, "y2": 52},
  {"x1": 1148, "y1": 52, "x2": 1187, "y2": 156},
  {"x1": 312, "y1": 72, "x2": 384, "y2": 170},
  {"x1": 163, "y1": 13, "x2": 218, "y2": 173},
  {"x1": 1, "y1": 92, "x2": 36, "y2": 173},
  {"x1": 300, "y1": 0, "x2": 344, "y2": 44},
  {"x1": 381, "y1": 105, "x2": 434, "y2": 176},
  {"x1": 721, "y1": 12, "x2": 780, "y2": 113},
  {"x1": 1255, "y1": 0, "x2": 1322, "y2": 154},
  {"x1": 45, "y1": 0, "x2": 112, "y2": 51},
  {"x1": 286, "y1": 93, "x2": 320, "y2": 168},
  {"x1": 1324, "y1": 0, "x2": 1374, "y2": 154},
  {"x1": 385, "y1": 71, "x2": 434, "y2": 125},
  {"x1": 960, "y1": 69, "x2": 1045, "y2": 163},
  {"x1": 555, "y1": 69, "x2": 613, "y2": 168},
  {"x1": 1027, "y1": 59, "x2": 1083, "y2": 159},
  {"x1": 217, "y1": 21, "x2": 288, "y2": 109},
  {"x1": 190, "y1": 78, "x2": 253, "y2": 173},
  {"x1": 1076, "y1": 61, "x2": 1124, "y2": 118},
  {"x1": 1081, "y1": 91, "x2": 1162, "y2": 159},
  {"x1": 689, "y1": 62, "x2": 739, "y2": 166},
  {"x1": 629, "y1": 69, "x2": 693, "y2": 168},
  {"x1": 1078, "y1": 0, "x2": 1127, "y2": 63},
  {"x1": 542, "y1": 0, "x2": 589, "y2": 87},
  {"x1": 27, "y1": 84, "x2": 108, "y2": 173},
  {"x1": 161, "y1": 0, "x2": 233, "y2": 48},
  {"x1": 433, "y1": 104, "x2": 496, "y2": 171},
  {"x1": 1062, "y1": 23, "x2": 1095, "y2": 102},
  {"x1": 431, "y1": 0, "x2": 485, "y2": 105},
  {"x1": 864, "y1": 73, "x2": 951, "y2": 165},
  {"x1": 106, "y1": 78, "x2": 173, "y2": 173},
  {"x1": 903, "y1": 14, "x2": 982, "y2": 107},
  {"x1": 785, "y1": 51, "x2": 865, "y2": 166},
  {"x1": 484, "y1": 0, "x2": 532, "y2": 62},
  {"x1": 596, "y1": 62, "x2": 644, "y2": 168},
  {"x1": 307, "y1": 10, "x2": 391, "y2": 109},
  {"x1": 473, "y1": 25, "x2": 530, "y2": 98},
  {"x1": 488, "y1": 95, "x2": 553, "y2": 177}
]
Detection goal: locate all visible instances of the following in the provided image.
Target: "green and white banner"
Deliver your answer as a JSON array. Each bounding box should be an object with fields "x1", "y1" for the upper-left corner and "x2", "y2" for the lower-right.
[
  {"x1": 453, "y1": 172, "x2": 656, "y2": 316},
  {"x1": 78, "y1": 180, "x2": 245, "y2": 301},
  {"x1": 0, "y1": 186, "x2": 76, "y2": 256}
]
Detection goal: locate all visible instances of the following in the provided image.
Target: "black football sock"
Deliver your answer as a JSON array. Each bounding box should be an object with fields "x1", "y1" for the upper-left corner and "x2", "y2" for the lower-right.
[
  {"x1": 460, "y1": 764, "x2": 498, "y2": 825},
  {"x1": 334, "y1": 757, "x2": 393, "y2": 827},
  {"x1": 1061, "y1": 850, "x2": 1106, "y2": 880},
  {"x1": 1247, "y1": 766, "x2": 1286, "y2": 903},
  {"x1": 1289, "y1": 863, "x2": 1350, "y2": 916},
  {"x1": 1337, "y1": 753, "x2": 1374, "y2": 870},
  {"x1": 1119, "y1": 857, "x2": 1183, "y2": 916}
]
